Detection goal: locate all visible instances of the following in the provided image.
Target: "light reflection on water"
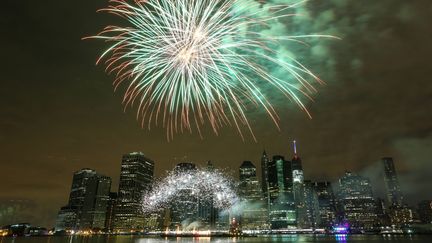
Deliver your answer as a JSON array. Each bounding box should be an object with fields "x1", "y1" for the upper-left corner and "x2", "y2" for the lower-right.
[
  {"x1": 335, "y1": 234, "x2": 347, "y2": 243},
  {"x1": 0, "y1": 235, "x2": 431, "y2": 243}
]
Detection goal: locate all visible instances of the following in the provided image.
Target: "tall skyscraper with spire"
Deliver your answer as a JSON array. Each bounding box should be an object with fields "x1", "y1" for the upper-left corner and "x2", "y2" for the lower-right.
[
  {"x1": 291, "y1": 140, "x2": 304, "y2": 183},
  {"x1": 290, "y1": 140, "x2": 308, "y2": 228}
]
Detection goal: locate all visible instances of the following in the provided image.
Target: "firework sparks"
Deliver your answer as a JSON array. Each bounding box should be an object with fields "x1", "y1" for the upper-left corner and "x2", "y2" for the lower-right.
[
  {"x1": 142, "y1": 167, "x2": 238, "y2": 213},
  {"x1": 88, "y1": 0, "x2": 336, "y2": 140}
]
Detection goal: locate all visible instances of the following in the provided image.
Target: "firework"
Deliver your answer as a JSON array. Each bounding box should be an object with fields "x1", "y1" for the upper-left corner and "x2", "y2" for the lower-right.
[
  {"x1": 142, "y1": 167, "x2": 238, "y2": 213},
  {"x1": 88, "y1": 0, "x2": 335, "y2": 140}
]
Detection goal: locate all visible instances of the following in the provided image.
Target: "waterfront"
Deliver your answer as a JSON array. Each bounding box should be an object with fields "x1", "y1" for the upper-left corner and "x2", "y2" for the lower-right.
[{"x1": 1, "y1": 235, "x2": 432, "y2": 243}]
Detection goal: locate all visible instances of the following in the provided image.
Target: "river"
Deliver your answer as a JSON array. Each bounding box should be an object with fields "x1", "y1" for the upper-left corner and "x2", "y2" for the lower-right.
[{"x1": 1, "y1": 234, "x2": 432, "y2": 243}]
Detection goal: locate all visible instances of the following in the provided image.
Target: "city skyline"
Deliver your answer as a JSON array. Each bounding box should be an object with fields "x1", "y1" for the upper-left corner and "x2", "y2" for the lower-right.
[
  {"x1": 1, "y1": 0, "x2": 432, "y2": 233},
  {"x1": 44, "y1": 149, "x2": 430, "y2": 233},
  {"x1": 1, "y1": 146, "x2": 429, "y2": 229}
]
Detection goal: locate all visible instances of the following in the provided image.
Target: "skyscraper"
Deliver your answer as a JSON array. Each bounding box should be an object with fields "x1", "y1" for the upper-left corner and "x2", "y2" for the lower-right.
[
  {"x1": 114, "y1": 152, "x2": 154, "y2": 232},
  {"x1": 302, "y1": 180, "x2": 320, "y2": 229},
  {"x1": 170, "y1": 162, "x2": 199, "y2": 229},
  {"x1": 239, "y1": 161, "x2": 261, "y2": 200},
  {"x1": 238, "y1": 161, "x2": 268, "y2": 230},
  {"x1": 338, "y1": 172, "x2": 377, "y2": 230},
  {"x1": 267, "y1": 155, "x2": 296, "y2": 229},
  {"x1": 381, "y1": 158, "x2": 412, "y2": 226},
  {"x1": 291, "y1": 141, "x2": 304, "y2": 189},
  {"x1": 104, "y1": 192, "x2": 117, "y2": 232},
  {"x1": 261, "y1": 150, "x2": 270, "y2": 200},
  {"x1": 291, "y1": 141, "x2": 307, "y2": 228},
  {"x1": 55, "y1": 206, "x2": 78, "y2": 231},
  {"x1": 382, "y1": 157, "x2": 403, "y2": 206},
  {"x1": 197, "y1": 161, "x2": 218, "y2": 229},
  {"x1": 55, "y1": 168, "x2": 112, "y2": 231},
  {"x1": 80, "y1": 174, "x2": 112, "y2": 230},
  {"x1": 67, "y1": 168, "x2": 97, "y2": 228},
  {"x1": 313, "y1": 181, "x2": 336, "y2": 228},
  {"x1": 291, "y1": 141, "x2": 303, "y2": 175}
]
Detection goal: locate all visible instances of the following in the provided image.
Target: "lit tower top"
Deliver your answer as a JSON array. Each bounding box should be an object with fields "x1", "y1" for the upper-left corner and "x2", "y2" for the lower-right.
[
  {"x1": 262, "y1": 149, "x2": 268, "y2": 158},
  {"x1": 291, "y1": 140, "x2": 303, "y2": 184},
  {"x1": 291, "y1": 140, "x2": 302, "y2": 171}
]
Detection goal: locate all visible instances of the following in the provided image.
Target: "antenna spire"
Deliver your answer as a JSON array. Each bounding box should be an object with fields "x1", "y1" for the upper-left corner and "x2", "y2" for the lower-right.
[{"x1": 293, "y1": 140, "x2": 297, "y2": 155}]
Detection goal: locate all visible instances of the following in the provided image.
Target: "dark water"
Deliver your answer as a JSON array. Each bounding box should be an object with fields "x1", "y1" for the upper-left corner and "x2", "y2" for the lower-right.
[{"x1": 1, "y1": 235, "x2": 431, "y2": 243}]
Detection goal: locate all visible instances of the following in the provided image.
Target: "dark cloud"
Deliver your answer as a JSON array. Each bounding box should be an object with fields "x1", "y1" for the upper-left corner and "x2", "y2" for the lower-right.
[{"x1": 0, "y1": 0, "x2": 431, "y2": 227}]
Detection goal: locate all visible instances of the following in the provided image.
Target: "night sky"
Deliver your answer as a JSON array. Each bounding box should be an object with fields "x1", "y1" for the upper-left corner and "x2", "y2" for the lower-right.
[{"x1": 1, "y1": 0, "x2": 431, "y2": 227}]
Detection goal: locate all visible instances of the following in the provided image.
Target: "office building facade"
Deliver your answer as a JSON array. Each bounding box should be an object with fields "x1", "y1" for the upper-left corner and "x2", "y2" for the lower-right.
[
  {"x1": 114, "y1": 152, "x2": 154, "y2": 231},
  {"x1": 238, "y1": 161, "x2": 268, "y2": 230},
  {"x1": 266, "y1": 155, "x2": 296, "y2": 229},
  {"x1": 55, "y1": 168, "x2": 112, "y2": 231},
  {"x1": 313, "y1": 181, "x2": 336, "y2": 228},
  {"x1": 338, "y1": 172, "x2": 377, "y2": 230}
]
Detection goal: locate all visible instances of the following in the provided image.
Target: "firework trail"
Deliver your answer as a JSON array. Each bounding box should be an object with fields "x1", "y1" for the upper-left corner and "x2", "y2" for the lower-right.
[
  {"x1": 88, "y1": 0, "x2": 336, "y2": 140},
  {"x1": 142, "y1": 167, "x2": 238, "y2": 213}
]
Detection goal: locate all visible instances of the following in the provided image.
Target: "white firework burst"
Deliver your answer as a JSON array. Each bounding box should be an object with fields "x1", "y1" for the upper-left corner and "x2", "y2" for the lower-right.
[{"x1": 142, "y1": 167, "x2": 238, "y2": 212}]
